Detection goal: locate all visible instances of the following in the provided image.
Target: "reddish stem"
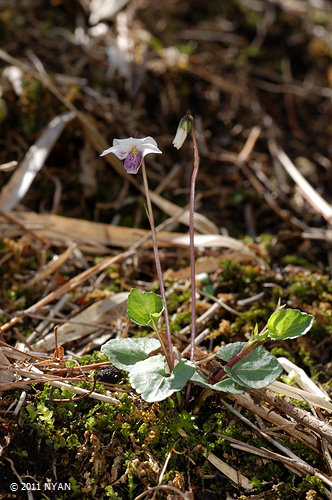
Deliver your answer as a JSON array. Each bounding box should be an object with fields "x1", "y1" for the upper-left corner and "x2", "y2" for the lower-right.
[
  {"x1": 211, "y1": 344, "x2": 257, "y2": 384},
  {"x1": 189, "y1": 126, "x2": 200, "y2": 362},
  {"x1": 184, "y1": 121, "x2": 200, "y2": 406}
]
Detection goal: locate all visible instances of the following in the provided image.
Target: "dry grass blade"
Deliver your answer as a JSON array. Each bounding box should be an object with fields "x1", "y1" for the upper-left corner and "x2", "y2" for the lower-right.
[
  {"x1": 269, "y1": 138, "x2": 332, "y2": 224},
  {"x1": 33, "y1": 292, "x2": 129, "y2": 352},
  {"x1": 0, "y1": 111, "x2": 76, "y2": 211},
  {"x1": 205, "y1": 450, "x2": 253, "y2": 490},
  {"x1": 0, "y1": 161, "x2": 17, "y2": 172},
  {"x1": 0, "y1": 213, "x2": 172, "y2": 336},
  {"x1": 266, "y1": 380, "x2": 332, "y2": 411},
  {"x1": 24, "y1": 243, "x2": 77, "y2": 288},
  {"x1": 14, "y1": 367, "x2": 120, "y2": 404},
  {"x1": 278, "y1": 357, "x2": 330, "y2": 400},
  {"x1": 218, "y1": 435, "x2": 332, "y2": 493},
  {"x1": 2, "y1": 212, "x2": 256, "y2": 259},
  {"x1": 172, "y1": 233, "x2": 268, "y2": 268},
  {"x1": 148, "y1": 191, "x2": 218, "y2": 234},
  {"x1": 177, "y1": 426, "x2": 253, "y2": 489},
  {"x1": 134, "y1": 484, "x2": 193, "y2": 500},
  {"x1": 0, "y1": 250, "x2": 130, "y2": 335},
  {"x1": 220, "y1": 398, "x2": 312, "y2": 461},
  {"x1": 219, "y1": 396, "x2": 332, "y2": 493},
  {"x1": 0, "y1": 210, "x2": 50, "y2": 246},
  {"x1": 2, "y1": 211, "x2": 184, "y2": 251},
  {"x1": 0, "y1": 347, "x2": 14, "y2": 388},
  {"x1": 88, "y1": 0, "x2": 130, "y2": 24},
  {"x1": 0, "y1": 49, "x2": 215, "y2": 234},
  {"x1": 231, "y1": 392, "x2": 323, "y2": 453}
]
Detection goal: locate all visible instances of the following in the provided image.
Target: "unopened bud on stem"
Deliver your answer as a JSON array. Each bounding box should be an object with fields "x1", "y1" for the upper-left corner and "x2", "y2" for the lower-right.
[{"x1": 172, "y1": 111, "x2": 193, "y2": 149}]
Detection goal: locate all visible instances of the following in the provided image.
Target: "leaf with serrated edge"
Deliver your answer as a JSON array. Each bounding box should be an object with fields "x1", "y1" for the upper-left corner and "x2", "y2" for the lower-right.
[
  {"x1": 101, "y1": 337, "x2": 161, "y2": 371},
  {"x1": 129, "y1": 356, "x2": 195, "y2": 402},
  {"x1": 268, "y1": 309, "x2": 314, "y2": 340}
]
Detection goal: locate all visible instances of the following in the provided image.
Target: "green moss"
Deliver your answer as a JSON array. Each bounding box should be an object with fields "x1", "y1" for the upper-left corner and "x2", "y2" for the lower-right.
[
  {"x1": 298, "y1": 348, "x2": 317, "y2": 376},
  {"x1": 260, "y1": 461, "x2": 283, "y2": 481},
  {"x1": 167, "y1": 289, "x2": 191, "y2": 313},
  {"x1": 289, "y1": 398, "x2": 310, "y2": 410},
  {"x1": 274, "y1": 480, "x2": 296, "y2": 498},
  {"x1": 283, "y1": 440, "x2": 322, "y2": 467},
  {"x1": 270, "y1": 347, "x2": 295, "y2": 363},
  {"x1": 171, "y1": 311, "x2": 191, "y2": 332},
  {"x1": 101, "y1": 282, "x2": 121, "y2": 293},
  {"x1": 307, "y1": 321, "x2": 329, "y2": 342},
  {"x1": 231, "y1": 304, "x2": 274, "y2": 334},
  {"x1": 289, "y1": 282, "x2": 320, "y2": 303},
  {"x1": 105, "y1": 485, "x2": 123, "y2": 499},
  {"x1": 70, "y1": 351, "x2": 107, "y2": 366},
  {"x1": 288, "y1": 273, "x2": 332, "y2": 302},
  {"x1": 251, "y1": 476, "x2": 262, "y2": 491},
  {"x1": 217, "y1": 259, "x2": 266, "y2": 296},
  {"x1": 12, "y1": 372, "x2": 325, "y2": 500},
  {"x1": 282, "y1": 255, "x2": 314, "y2": 268}
]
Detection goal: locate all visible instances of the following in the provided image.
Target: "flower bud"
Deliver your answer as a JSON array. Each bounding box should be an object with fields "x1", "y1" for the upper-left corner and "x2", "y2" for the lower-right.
[{"x1": 172, "y1": 111, "x2": 193, "y2": 149}]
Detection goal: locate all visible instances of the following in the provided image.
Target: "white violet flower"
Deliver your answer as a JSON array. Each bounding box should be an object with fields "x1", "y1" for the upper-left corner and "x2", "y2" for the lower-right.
[{"x1": 100, "y1": 136, "x2": 162, "y2": 174}]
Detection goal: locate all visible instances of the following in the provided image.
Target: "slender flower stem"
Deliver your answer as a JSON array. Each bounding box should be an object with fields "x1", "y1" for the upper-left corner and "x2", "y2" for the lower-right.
[
  {"x1": 141, "y1": 159, "x2": 174, "y2": 371},
  {"x1": 184, "y1": 120, "x2": 200, "y2": 407},
  {"x1": 189, "y1": 125, "x2": 200, "y2": 362}
]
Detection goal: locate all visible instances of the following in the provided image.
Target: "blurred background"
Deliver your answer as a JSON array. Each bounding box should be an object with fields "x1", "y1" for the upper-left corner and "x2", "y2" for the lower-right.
[{"x1": 0, "y1": 0, "x2": 331, "y2": 261}]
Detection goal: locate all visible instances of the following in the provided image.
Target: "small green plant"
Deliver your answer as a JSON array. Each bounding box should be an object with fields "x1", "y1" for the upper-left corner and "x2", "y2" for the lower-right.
[
  {"x1": 102, "y1": 294, "x2": 313, "y2": 402},
  {"x1": 100, "y1": 115, "x2": 314, "y2": 404}
]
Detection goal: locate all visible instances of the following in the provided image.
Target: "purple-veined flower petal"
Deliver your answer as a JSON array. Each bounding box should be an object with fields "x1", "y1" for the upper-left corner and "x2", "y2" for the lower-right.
[
  {"x1": 116, "y1": 150, "x2": 129, "y2": 160},
  {"x1": 100, "y1": 136, "x2": 162, "y2": 168},
  {"x1": 124, "y1": 151, "x2": 143, "y2": 174}
]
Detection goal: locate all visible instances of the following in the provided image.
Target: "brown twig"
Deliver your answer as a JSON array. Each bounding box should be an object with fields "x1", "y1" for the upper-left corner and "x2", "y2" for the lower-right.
[
  {"x1": 0, "y1": 209, "x2": 50, "y2": 247},
  {"x1": 216, "y1": 433, "x2": 332, "y2": 492},
  {"x1": 250, "y1": 388, "x2": 332, "y2": 445}
]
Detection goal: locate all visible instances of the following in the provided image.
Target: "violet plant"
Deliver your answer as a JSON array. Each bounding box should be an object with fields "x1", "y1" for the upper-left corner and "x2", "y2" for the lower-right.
[{"x1": 100, "y1": 117, "x2": 314, "y2": 404}]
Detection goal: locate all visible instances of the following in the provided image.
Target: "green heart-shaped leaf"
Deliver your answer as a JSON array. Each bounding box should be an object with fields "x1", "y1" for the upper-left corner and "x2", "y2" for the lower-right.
[
  {"x1": 268, "y1": 309, "x2": 314, "y2": 340},
  {"x1": 190, "y1": 370, "x2": 244, "y2": 394},
  {"x1": 129, "y1": 356, "x2": 195, "y2": 402},
  {"x1": 216, "y1": 342, "x2": 245, "y2": 362},
  {"x1": 127, "y1": 288, "x2": 164, "y2": 328},
  {"x1": 101, "y1": 337, "x2": 161, "y2": 371},
  {"x1": 224, "y1": 347, "x2": 282, "y2": 389}
]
